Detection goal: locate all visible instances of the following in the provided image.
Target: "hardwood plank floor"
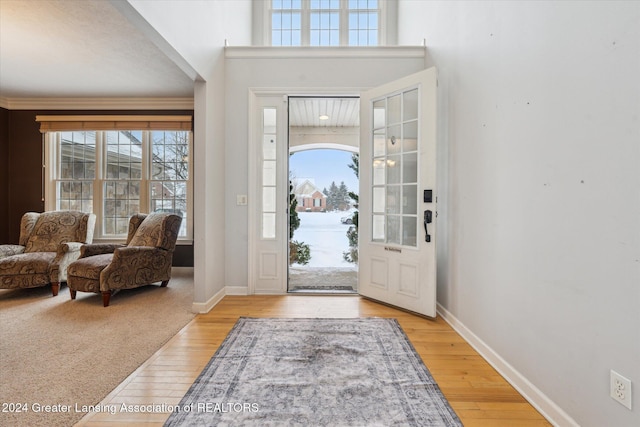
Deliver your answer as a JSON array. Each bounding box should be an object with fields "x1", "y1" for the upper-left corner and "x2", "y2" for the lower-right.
[{"x1": 76, "y1": 295, "x2": 551, "y2": 426}]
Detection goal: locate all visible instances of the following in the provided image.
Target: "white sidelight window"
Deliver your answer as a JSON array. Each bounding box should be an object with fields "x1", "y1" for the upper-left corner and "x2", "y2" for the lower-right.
[{"x1": 262, "y1": 108, "x2": 278, "y2": 239}]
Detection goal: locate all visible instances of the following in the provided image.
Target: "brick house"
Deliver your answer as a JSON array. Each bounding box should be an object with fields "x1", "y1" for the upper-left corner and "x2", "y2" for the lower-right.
[{"x1": 292, "y1": 179, "x2": 326, "y2": 212}]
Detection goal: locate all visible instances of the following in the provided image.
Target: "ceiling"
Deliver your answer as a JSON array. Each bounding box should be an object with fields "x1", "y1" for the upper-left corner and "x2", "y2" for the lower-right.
[
  {"x1": 289, "y1": 97, "x2": 359, "y2": 127},
  {"x1": 0, "y1": 1, "x2": 357, "y2": 127},
  {"x1": 0, "y1": 0, "x2": 194, "y2": 99}
]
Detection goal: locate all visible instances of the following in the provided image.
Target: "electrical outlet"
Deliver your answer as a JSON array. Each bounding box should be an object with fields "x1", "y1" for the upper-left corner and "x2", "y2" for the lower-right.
[{"x1": 610, "y1": 370, "x2": 632, "y2": 410}]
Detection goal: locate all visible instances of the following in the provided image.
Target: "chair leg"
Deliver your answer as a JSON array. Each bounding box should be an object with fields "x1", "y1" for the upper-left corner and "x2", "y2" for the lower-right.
[
  {"x1": 70, "y1": 289, "x2": 76, "y2": 300},
  {"x1": 51, "y1": 282, "x2": 60, "y2": 296},
  {"x1": 102, "y1": 292, "x2": 111, "y2": 307},
  {"x1": 161, "y1": 280, "x2": 169, "y2": 287}
]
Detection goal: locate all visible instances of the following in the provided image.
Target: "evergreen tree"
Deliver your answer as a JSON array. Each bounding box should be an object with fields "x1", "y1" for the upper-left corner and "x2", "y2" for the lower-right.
[
  {"x1": 348, "y1": 153, "x2": 359, "y2": 178},
  {"x1": 343, "y1": 154, "x2": 359, "y2": 263},
  {"x1": 338, "y1": 181, "x2": 350, "y2": 210},
  {"x1": 289, "y1": 181, "x2": 300, "y2": 239},
  {"x1": 326, "y1": 181, "x2": 339, "y2": 211},
  {"x1": 289, "y1": 180, "x2": 311, "y2": 265}
]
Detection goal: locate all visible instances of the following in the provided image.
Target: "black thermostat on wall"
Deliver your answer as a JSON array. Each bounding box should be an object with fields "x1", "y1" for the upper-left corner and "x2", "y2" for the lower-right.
[{"x1": 424, "y1": 189, "x2": 433, "y2": 203}]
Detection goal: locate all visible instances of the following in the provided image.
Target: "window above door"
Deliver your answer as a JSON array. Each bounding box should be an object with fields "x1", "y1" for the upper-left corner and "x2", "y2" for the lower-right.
[{"x1": 253, "y1": 0, "x2": 398, "y2": 46}]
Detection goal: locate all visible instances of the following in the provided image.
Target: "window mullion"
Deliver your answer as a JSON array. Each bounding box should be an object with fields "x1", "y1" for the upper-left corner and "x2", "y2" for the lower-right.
[
  {"x1": 379, "y1": 0, "x2": 387, "y2": 46},
  {"x1": 340, "y1": 0, "x2": 348, "y2": 46},
  {"x1": 140, "y1": 131, "x2": 150, "y2": 214},
  {"x1": 94, "y1": 132, "x2": 105, "y2": 238},
  {"x1": 301, "y1": 0, "x2": 311, "y2": 46},
  {"x1": 44, "y1": 133, "x2": 56, "y2": 211}
]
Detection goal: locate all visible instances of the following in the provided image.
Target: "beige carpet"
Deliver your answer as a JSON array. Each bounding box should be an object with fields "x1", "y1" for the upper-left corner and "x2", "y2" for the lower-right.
[{"x1": 0, "y1": 267, "x2": 195, "y2": 427}]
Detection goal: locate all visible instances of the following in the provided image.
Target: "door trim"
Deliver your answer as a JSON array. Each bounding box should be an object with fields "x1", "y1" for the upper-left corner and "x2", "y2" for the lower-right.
[{"x1": 247, "y1": 88, "x2": 362, "y2": 295}]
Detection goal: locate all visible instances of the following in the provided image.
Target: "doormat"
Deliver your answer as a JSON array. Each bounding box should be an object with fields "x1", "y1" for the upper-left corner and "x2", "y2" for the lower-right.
[
  {"x1": 165, "y1": 317, "x2": 462, "y2": 426},
  {"x1": 288, "y1": 285, "x2": 356, "y2": 293}
]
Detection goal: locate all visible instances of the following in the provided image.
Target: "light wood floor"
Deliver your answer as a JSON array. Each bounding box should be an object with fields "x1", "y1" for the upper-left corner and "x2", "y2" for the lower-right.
[{"x1": 76, "y1": 295, "x2": 551, "y2": 426}]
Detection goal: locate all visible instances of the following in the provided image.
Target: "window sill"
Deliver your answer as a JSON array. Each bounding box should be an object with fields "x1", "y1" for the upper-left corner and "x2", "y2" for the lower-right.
[
  {"x1": 225, "y1": 46, "x2": 426, "y2": 60},
  {"x1": 92, "y1": 238, "x2": 193, "y2": 246}
]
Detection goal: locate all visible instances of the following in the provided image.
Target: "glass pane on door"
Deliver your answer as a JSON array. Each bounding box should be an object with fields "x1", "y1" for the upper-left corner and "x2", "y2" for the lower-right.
[{"x1": 370, "y1": 87, "x2": 420, "y2": 247}]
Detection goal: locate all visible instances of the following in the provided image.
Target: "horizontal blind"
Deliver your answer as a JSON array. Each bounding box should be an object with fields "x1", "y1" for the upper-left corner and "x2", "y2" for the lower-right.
[{"x1": 36, "y1": 115, "x2": 192, "y2": 132}]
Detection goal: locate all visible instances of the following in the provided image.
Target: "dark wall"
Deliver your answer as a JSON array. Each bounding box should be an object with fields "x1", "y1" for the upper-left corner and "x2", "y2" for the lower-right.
[
  {"x1": 6, "y1": 110, "x2": 46, "y2": 243},
  {"x1": 3, "y1": 109, "x2": 194, "y2": 266},
  {"x1": 0, "y1": 108, "x2": 9, "y2": 242}
]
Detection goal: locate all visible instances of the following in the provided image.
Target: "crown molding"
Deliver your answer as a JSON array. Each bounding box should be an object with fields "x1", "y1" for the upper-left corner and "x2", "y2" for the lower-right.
[{"x1": 0, "y1": 97, "x2": 194, "y2": 111}]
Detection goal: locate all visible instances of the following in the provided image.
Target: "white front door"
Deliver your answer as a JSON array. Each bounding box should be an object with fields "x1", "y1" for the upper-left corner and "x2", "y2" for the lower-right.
[{"x1": 358, "y1": 68, "x2": 438, "y2": 317}]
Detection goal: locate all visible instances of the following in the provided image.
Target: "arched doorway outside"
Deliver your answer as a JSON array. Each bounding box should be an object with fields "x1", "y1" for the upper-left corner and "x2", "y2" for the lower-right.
[{"x1": 288, "y1": 147, "x2": 359, "y2": 293}]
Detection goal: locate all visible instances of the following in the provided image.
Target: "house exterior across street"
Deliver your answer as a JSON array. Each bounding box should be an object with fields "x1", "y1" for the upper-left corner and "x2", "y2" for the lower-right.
[{"x1": 292, "y1": 179, "x2": 326, "y2": 212}]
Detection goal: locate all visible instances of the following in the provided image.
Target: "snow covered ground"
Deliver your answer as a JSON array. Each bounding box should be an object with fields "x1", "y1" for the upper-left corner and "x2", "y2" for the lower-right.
[{"x1": 291, "y1": 211, "x2": 356, "y2": 268}]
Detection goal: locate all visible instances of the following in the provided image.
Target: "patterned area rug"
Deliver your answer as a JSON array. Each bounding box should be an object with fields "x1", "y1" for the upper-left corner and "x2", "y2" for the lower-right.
[{"x1": 165, "y1": 317, "x2": 462, "y2": 426}]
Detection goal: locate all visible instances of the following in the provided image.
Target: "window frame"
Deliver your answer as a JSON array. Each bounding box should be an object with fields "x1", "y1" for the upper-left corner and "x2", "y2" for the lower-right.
[
  {"x1": 257, "y1": 0, "x2": 397, "y2": 47},
  {"x1": 44, "y1": 129, "x2": 193, "y2": 243}
]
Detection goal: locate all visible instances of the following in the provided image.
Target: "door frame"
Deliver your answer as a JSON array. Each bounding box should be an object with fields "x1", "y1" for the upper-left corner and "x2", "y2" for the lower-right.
[{"x1": 248, "y1": 88, "x2": 365, "y2": 295}]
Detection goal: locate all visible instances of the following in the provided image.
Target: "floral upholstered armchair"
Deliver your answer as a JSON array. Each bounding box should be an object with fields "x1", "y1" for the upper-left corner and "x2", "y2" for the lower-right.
[
  {"x1": 67, "y1": 212, "x2": 182, "y2": 307},
  {"x1": 0, "y1": 211, "x2": 96, "y2": 296}
]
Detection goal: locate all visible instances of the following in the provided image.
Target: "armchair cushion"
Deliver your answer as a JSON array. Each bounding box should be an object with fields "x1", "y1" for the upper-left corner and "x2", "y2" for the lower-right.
[
  {"x1": 128, "y1": 213, "x2": 181, "y2": 251},
  {"x1": 0, "y1": 245, "x2": 25, "y2": 259},
  {"x1": 0, "y1": 252, "x2": 56, "y2": 289},
  {"x1": 19, "y1": 212, "x2": 40, "y2": 246},
  {"x1": 25, "y1": 211, "x2": 94, "y2": 253}
]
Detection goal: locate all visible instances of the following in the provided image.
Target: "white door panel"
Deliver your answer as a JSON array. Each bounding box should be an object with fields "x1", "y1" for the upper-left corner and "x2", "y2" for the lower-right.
[
  {"x1": 249, "y1": 95, "x2": 288, "y2": 294},
  {"x1": 359, "y1": 68, "x2": 438, "y2": 317}
]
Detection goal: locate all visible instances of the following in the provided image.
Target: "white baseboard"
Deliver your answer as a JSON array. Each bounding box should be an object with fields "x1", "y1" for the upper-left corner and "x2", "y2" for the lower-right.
[
  {"x1": 191, "y1": 287, "x2": 225, "y2": 313},
  {"x1": 436, "y1": 303, "x2": 579, "y2": 427},
  {"x1": 226, "y1": 286, "x2": 249, "y2": 295}
]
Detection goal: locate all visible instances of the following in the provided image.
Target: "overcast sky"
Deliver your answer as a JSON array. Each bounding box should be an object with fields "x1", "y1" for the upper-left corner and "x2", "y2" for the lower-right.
[{"x1": 289, "y1": 149, "x2": 359, "y2": 195}]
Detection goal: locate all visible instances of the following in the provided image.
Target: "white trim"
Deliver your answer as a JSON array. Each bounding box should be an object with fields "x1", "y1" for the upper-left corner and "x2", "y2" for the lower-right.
[
  {"x1": 289, "y1": 142, "x2": 358, "y2": 153},
  {"x1": 250, "y1": 87, "x2": 364, "y2": 97},
  {"x1": 35, "y1": 115, "x2": 192, "y2": 123},
  {"x1": 225, "y1": 286, "x2": 249, "y2": 296},
  {"x1": 247, "y1": 91, "x2": 258, "y2": 295},
  {"x1": 225, "y1": 46, "x2": 426, "y2": 59},
  {"x1": 191, "y1": 286, "x2": 225, "y2": 314},
  {"x1": 436, "y1": 303, "x2": 580, "y2": 427},
  {"x1": 0, "y1": 97, "x2": 194, "y2": 110}
]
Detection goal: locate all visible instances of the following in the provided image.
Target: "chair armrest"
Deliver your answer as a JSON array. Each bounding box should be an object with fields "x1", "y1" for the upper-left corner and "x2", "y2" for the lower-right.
[
  {"x1": 111, "y1": 246, "x2": 162, "y2": 262},
  {"x1": 80, "y1": 243, "x2": 126, "y2": 258},
  {"x1": 0, "y1": 244, "x2": 25, "y2": 259},
  {"x1": 50, "y1": 242, "x2": 85, "y2": 282},
  {"x1": 101, "y1": 246, "x2": 172, "y2": 292},
  {"x1": 60, "y1": 242, "x2": 84, "y2": 254}
]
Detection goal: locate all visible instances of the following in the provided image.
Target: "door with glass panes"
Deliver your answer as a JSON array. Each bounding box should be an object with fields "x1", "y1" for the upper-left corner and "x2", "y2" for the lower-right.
[{"x1": 358, "y1": 68, "x2": 438, "y2": 317}]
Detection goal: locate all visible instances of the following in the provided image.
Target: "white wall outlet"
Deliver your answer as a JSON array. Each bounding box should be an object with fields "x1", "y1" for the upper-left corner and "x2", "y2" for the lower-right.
[
  {"x1": 236, "y1": 195, "x2": 248, "y2": 206},
  {"x1": 610, "y1": 370, "x2": 632, "y2": 410}
]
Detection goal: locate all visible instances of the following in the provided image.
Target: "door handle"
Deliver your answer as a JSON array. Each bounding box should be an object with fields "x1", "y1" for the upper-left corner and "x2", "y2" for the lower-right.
[{"x1": 424, "y1": 210, "x2": 432, "y2": 242}]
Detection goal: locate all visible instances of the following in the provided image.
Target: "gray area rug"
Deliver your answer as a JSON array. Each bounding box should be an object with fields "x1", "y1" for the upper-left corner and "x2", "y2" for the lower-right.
[{"x1": 165, "y1": 317, "x2": 462, "y2": 426}]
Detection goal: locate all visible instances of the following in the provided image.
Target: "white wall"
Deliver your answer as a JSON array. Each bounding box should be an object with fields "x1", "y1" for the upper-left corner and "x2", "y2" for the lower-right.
[
  {"x1": 399, "y1": 1, "x2": 640, "y2": 426},
  {"x1": 125, "y1": 0, "x2": 252, "y2": 308},
  {"x1": 224, "y1": 50, "x2": 427, "y2": 291}
]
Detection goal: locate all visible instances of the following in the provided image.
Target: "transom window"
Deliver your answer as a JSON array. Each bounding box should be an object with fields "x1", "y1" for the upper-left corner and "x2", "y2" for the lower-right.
[
  {"x1": 39, "y1": 117, "x2": 192, "y2": 241},
  {"x1": 270, "y1": 0, "x2": 381, "y2": 46}
]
